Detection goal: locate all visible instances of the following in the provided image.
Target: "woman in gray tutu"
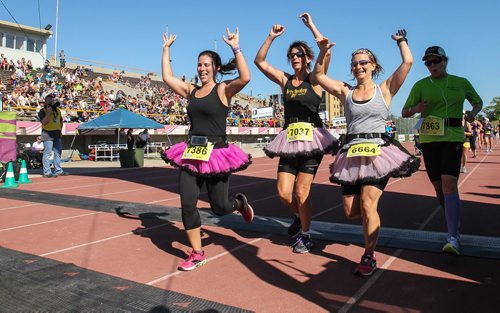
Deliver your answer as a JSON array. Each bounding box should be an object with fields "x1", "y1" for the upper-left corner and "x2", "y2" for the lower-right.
[{"x1": 313, "y1": 29, "x2": 420, "y2": 276}]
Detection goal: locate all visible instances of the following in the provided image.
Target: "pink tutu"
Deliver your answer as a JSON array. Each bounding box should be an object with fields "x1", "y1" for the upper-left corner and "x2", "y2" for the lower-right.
[
  {"x1": 330, "y1": 139, "x2": 420, "y2": 185},
  {"x1": 264, "y1": 127, "x2": 338, "y2": 158},
  {"x1": 162, "y1": 142, "x2": 251, "y2": 178}
]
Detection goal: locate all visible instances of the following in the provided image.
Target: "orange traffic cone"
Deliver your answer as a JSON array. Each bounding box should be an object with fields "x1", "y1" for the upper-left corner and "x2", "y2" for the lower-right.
[
  {"x1": 17, "y1": 159, "x2": 32, "y2": 184},
  {"x1": 1, "y1": 161, "x2": 19, "y2": 188}
]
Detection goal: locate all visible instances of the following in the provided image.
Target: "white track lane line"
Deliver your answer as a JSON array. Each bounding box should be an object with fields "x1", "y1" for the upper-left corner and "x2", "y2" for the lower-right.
[
  {"x1": 339, "y1": 151, "x2": 490, "y2": 313},
  {"x1": 0, "y1": 212, "x2": 102, "y2": 232}
]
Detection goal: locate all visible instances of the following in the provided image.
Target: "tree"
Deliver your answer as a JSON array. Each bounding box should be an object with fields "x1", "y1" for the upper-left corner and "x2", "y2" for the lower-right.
[{"x1": 483, "y1": 97, "x2": 500, "y2": 121}]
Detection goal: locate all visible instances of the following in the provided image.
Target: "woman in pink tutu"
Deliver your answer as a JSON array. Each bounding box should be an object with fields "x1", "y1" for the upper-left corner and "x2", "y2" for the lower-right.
[
  {"x1": 312, "y1": 30, "x2": 420, "y2": 276},
  {"x1": 161, "y1": 28, "x2": 254, "y2": 271},
  {"x1": 254, "y1": 13, "x2": 338, "y2": 254}
]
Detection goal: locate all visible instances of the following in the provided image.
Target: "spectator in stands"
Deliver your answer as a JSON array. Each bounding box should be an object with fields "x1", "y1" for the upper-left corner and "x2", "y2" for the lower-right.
[
  {"x1": 160, "y1": 28, "x2": 253, "y2": 271},
  {"x1": 0, "y1": 78, "x2": 6, "y2": 92},
  {"x1": 254, "y1": 13, "x2": 337, "y2": 254},
  {"x1": 59, "y1": 50, "x2": 66, "y2": 68},
  {"x1": 38, "y1": 93, "x2": 69, "y2": 177}
]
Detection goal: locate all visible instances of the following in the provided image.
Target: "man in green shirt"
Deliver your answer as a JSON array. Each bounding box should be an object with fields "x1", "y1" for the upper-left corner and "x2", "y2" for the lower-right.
[{"x1": 402, "y1": 46, "x2": 482, "y2": 255}]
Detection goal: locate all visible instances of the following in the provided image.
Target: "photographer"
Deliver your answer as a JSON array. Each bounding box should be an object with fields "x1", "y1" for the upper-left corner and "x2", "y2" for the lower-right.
[{"x1": 37, "y1": 93, "x2": 69, "y2": 178}]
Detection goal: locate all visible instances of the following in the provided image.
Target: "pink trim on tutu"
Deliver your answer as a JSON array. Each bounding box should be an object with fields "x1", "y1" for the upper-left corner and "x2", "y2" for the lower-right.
[
  {"x1": 264, "y1": 127, "x2": 338, "y2": 158},
  {"x1": 162, "y1": 142, "x2": 251, "y2": 178},
  {"x1": 330, "y1": 142, "x2": 420, "y2": 185}
]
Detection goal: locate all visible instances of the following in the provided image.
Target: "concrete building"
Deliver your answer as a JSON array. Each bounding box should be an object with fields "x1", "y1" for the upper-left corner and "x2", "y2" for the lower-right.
[{"x1": 0, "y1": 20, "x2": 52, "y2": 69}]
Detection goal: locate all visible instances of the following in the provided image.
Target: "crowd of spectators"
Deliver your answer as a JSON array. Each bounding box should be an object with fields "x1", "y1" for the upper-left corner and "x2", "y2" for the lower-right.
[{"x1": 0, "y1": 55, "x2": 290, "y2": 128}]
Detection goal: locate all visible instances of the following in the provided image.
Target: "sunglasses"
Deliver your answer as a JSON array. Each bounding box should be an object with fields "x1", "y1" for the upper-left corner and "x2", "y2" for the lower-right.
[
  {"x1": 288, "y1": 51, "x2": 305, "y2": 59},
  {"x1": 424, "y1": 58, "x2": 443, "y2": 67},
  {"x1": 351, "y1": 60, "x2": 372, "y2": 67}
]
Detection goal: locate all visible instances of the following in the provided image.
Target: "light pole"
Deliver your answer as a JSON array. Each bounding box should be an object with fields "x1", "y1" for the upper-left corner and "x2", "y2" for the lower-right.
[{"x1": 53, "y1": 0, "x2": 59, "y2": 64}]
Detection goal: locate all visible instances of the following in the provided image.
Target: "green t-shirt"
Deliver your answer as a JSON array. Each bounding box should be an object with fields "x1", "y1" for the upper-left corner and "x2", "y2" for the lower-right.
[{"x1": 403, "y1": 74, "x2": 482, "y2": 143}]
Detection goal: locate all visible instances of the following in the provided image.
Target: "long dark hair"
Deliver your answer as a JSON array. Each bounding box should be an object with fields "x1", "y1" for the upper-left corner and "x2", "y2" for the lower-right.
[{"x1": 198, "y1": 50, "x2": 236, "y2": 81}]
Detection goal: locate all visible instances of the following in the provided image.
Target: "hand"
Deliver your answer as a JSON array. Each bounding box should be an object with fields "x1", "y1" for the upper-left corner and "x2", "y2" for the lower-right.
[
  {"x1": 299, "y1": 12, "x2": 314, "y2": 28},
  {"x1": 223, "y1": 27, "x2": 239, "y2": 48},
  {"x1": 269, "y1": 24, "x2": 285, "y2": 39},
  {"x1": 391, "y1": 29, "x2": 407, "y2": 41},
  {"x1": 162, "y1": 33, "x2": 177, "y2": 48},
  {"x1": 316, "y1": 37, "x2": 335, "y2": 51},
  {"x1": 413, "y1": 101, "x2": 427, "y2": 114}
]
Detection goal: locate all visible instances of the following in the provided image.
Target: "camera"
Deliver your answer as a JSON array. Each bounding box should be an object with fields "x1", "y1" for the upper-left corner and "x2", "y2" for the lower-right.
[{"x1": 44, "y1": 94, "x2": 60, "y2": 109}]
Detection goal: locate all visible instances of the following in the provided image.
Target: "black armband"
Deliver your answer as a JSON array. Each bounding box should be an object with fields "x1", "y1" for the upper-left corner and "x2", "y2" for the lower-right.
[{"x1": 397, "y1": 38, "x2": 408, "y2": 45}]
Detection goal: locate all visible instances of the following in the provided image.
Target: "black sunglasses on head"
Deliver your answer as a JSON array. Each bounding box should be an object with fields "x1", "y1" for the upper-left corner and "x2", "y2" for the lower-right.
[
  {"x1": 288, "y1": 51, "x2": 305, "y2": 59},
  {"x1": 424, "y1": 58, "x2": 443, "y2": 67}
]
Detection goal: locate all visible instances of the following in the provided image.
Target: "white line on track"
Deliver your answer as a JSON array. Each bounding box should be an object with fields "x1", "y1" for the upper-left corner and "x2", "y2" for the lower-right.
[
  {"x1": 0, "y1": 212, "x2": 102, "y2": 232},
  {"x1": 338, "y1": 151, "x2": 490, "y2": 312},
  {"x1": 40, "y1": 222, "x2": 170, "y2": 257}
]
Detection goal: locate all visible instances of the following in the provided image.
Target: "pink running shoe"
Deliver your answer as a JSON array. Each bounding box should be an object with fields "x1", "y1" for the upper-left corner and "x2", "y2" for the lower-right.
[
  {"x1": 178, "y1": 251, "x2": 207, "y2": 271},
  {"x1": 235, "y1": 193, "x2": 254, "y2": 223},
  {"x1": 354, "y1": 253, "x2": 377, "y2": 276}
]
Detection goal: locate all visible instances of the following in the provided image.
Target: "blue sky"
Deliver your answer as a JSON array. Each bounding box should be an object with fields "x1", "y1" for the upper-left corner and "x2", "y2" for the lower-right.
[{"x1": 1, "y1": 0, "x2": 498, "y2": 116}]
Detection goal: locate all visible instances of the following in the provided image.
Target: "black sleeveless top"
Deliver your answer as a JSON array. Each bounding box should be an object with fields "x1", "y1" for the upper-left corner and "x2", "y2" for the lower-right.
[
  {"x1": 187, "y1": 84, "x2": 229, "y2": 137},
  {"x1": 283, "y1": 74, "x2": 323, "y2": 129}
]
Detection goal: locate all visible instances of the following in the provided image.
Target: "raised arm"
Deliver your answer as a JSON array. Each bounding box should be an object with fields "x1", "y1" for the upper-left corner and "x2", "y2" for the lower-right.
[
  {"x1": 253, "y1": 25, "x2": 288, "y2": 88},
  {"x1": 380, "y1": 29, "x2": 413, "y2": 99},
  {"x1": 221, "y1": 27, "x2": 251, "y2": 99},
  {"x1": 312, "y1": 37, "x2": 348, "y2": 100},
  {"x1": 299, "y1": 12, "x2": 331, "y2": 75},
  {"x1": 161, "y1": 34, "x2": 192, "y2": 98}
]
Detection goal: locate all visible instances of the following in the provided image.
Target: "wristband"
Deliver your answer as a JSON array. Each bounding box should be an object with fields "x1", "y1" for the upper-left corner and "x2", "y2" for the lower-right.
[
  {"x1": 396, "y1": 38, "x2": 408, "y2": 45},
  {"x1": 232, "y1": 46, "x2": 242, "y2": 54}
]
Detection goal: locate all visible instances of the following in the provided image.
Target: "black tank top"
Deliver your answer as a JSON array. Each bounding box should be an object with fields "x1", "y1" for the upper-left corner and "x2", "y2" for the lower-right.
[
  {"x1": 283, "y1": 74, "x2": 323, "y2": 128},
  {"x1": 187, "y1": 84, "x2": 229, "y2": 137}
]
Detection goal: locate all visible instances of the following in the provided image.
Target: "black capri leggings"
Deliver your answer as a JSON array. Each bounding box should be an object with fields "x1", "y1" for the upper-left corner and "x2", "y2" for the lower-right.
[
  {"x1": 469, "y1": 135, "x2": 477, "y2": 151},
  {"x1": 179, "y1": 170, "x2": 237, "y2": 230}
]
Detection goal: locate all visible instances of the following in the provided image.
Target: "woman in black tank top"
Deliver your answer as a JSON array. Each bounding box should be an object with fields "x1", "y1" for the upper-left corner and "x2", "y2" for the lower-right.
[
  {"x1": 255, "y1": 13, "x2": 337, "y2": 254},
  {"x1": 160, "y1": 28, "x2": 254, "y2": 271}
]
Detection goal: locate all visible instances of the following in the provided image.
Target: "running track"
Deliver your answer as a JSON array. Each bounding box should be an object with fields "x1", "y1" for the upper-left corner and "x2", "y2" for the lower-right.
[{"x1": 1, "y1": 142, "x2": 499, "y2": 312}]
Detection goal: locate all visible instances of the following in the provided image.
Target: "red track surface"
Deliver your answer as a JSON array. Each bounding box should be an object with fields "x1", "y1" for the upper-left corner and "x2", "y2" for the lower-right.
[{"x1": 1, "y1": 141, "x2": 499, "y2": 312}]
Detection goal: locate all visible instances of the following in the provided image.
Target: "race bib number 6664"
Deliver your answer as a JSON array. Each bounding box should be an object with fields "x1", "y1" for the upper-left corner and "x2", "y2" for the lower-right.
[{"x1": 347, "y1": 143, "x2": 381, "y2": 158}]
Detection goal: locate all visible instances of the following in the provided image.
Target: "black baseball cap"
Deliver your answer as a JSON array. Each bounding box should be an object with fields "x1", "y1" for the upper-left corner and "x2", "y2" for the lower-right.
[{"x1": 422, "y1": 46, "x2": 446, "y2": 60}]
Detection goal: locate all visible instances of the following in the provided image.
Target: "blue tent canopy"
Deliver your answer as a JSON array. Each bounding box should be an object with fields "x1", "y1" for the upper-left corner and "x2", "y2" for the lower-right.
[{"x1": 77, "y1": 108, "x2": 164, "y2": 130}]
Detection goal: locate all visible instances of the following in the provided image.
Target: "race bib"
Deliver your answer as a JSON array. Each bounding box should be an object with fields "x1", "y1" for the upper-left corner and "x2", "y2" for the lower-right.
[
  {"x1": 347, "y1": 143, "x2": 381, "y2": 158},
  {"x1": 287, "y1": 122, "x2": 313, "y2": 142},
  {"x1": 182, "y1": 143, "x2": 214, "y2": 161},
  {"x1": 485, "y1": 131, "x2": 491, "y2": 135},
  {"x1": 419, "y1": 116, "x2": 444, "y2": 136}
]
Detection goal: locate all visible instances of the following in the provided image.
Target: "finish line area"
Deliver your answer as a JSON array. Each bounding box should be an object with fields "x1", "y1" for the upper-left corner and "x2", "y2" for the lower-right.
[{"x1": 1, "y1": 143, "x2": 498, "y2": 312}]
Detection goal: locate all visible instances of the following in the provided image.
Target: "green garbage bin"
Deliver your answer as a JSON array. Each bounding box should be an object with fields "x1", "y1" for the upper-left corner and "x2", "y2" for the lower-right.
[
  {"x1": 133, "y1": 148, "x2": 144, "y2": 167},
  {"x1": 119, "y1": 149, "x2": 135, "y2": 168}
]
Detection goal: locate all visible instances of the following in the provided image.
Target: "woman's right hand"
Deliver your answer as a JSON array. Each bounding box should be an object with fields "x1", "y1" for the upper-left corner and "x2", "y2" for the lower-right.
[
  {"x1": 316, "y1": 37, "x2": 335, "y2": 51},
  {"x1": 269, "y1": 24, "x2": 285, "y2": 39},
  {"x1": 162, "y1": 34, "x2": 177, "y2": 48}
]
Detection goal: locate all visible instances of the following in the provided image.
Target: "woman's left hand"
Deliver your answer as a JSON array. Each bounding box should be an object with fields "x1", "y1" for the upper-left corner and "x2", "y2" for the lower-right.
[
  {"x1": 223, "y1": 27, "x2": 239, "y2": 48},
  {"x1": 391, "y1": 29, "x2": 407, "y2": 41}
]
